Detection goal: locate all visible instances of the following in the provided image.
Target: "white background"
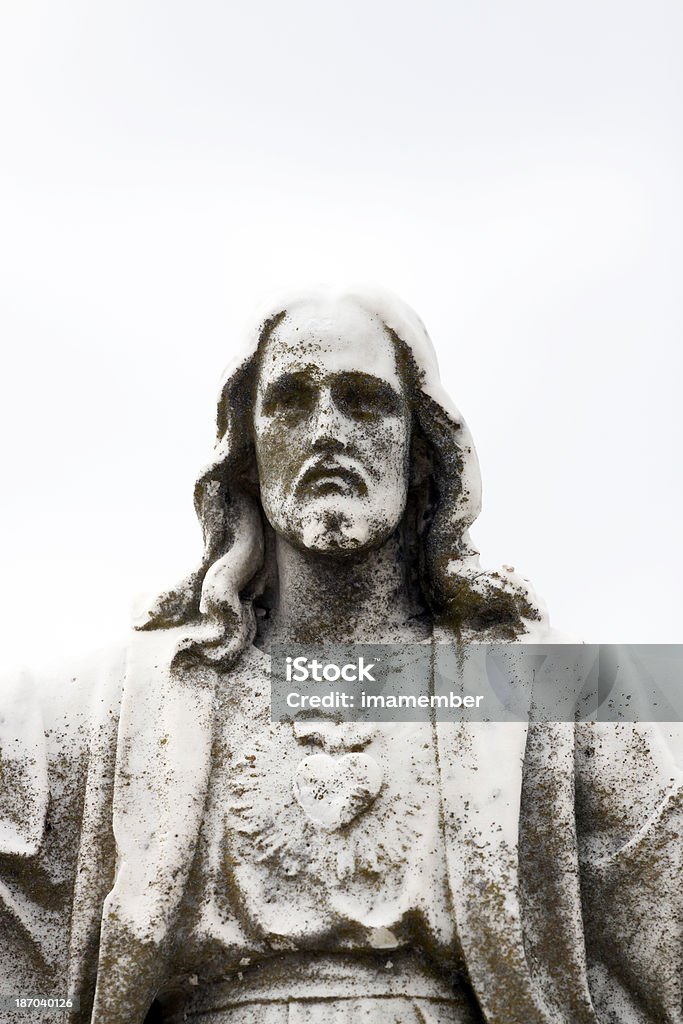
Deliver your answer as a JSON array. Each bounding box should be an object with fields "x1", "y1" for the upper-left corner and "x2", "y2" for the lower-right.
[{"x1": 1, "y1": 1, "x2": 681, "y2": 670}]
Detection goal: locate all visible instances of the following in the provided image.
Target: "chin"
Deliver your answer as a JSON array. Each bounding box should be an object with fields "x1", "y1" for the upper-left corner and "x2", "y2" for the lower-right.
[
  {"x1": 300, "y1": 518, "x2": 366, "y2": 553},
  {"x1": 297, "y1": 507, "x2": 396, "y2": 558}
]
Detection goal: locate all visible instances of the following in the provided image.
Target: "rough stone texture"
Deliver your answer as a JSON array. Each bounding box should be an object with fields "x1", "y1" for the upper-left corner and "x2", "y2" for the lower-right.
[{"x1": 0, "y1": 289, "x2": 680, "y2": 1023}]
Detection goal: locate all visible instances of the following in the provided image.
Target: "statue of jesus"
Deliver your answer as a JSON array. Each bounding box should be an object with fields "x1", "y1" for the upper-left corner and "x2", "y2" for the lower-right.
[{"x1": 0, "y1": 289, "x2": 680, "y2": 1024}]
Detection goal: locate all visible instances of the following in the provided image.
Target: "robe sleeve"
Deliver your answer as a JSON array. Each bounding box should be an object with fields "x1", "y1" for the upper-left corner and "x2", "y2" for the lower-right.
[
  {"x1": 0, "y1": 648, "x2": 125, "y2": 1023},
  {"x1": 576, "y1": 718, "x2": 683, "y2": 1022}
]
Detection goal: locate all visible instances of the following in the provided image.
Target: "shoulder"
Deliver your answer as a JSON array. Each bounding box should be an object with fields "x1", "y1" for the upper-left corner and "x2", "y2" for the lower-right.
[
  {"x1": 0, "y1": 643, "x2": 128, "y2": 856},
  {"x1": 35, "y1": 643, "x2": 127, "y2": 730}
]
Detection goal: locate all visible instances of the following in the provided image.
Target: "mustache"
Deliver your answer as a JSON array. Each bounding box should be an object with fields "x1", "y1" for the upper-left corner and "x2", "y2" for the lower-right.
[{"x1": 293, "y1": 455, "x2": 371, "y2": 497}]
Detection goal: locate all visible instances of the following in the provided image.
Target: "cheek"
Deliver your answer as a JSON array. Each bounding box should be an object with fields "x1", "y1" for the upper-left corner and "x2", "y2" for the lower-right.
[
  {"x1": 254, "y1": 424, "x2": 301, "y2": 493},
  {"x1": 354, "y1": 419, "x2": 411, "y2": 476}
]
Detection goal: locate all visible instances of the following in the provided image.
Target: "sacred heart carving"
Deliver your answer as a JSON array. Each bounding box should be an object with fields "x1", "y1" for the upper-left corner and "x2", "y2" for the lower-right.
[{"x1": 293, "y1": 753, "x2": 383, "y2": 830}]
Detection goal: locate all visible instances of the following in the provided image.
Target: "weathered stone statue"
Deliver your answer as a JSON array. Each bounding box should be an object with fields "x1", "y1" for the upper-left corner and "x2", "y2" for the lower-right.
[{"x1": 0, "y1": 290, "x2": 680, "y2": 1023}]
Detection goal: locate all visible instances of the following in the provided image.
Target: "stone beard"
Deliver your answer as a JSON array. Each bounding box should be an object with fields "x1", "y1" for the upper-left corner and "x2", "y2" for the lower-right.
[{"x1": 0, "y1": 288, "x2": 680, "y2": 1024}]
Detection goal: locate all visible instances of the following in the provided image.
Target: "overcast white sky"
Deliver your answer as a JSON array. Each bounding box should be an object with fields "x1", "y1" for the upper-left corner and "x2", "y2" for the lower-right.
[{"x1": 1, "y1": 1, "x2": 681, "y2": 671}]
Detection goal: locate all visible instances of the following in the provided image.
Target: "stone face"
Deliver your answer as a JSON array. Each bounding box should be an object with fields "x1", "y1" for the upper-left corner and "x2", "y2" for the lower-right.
[{"x1": 0, "y1": 288, "x2": 680, "y2": 1024}]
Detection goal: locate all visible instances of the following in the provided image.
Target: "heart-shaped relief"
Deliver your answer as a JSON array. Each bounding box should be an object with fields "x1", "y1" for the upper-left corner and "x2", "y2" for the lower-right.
[{"x1": 293, "y1": 753, "x2": 383, "y2": 831}]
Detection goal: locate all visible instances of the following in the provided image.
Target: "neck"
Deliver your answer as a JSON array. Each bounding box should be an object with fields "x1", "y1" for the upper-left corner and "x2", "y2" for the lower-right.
[{"x1": 259, "y1": 532, "x2": 428, "y2": 645}]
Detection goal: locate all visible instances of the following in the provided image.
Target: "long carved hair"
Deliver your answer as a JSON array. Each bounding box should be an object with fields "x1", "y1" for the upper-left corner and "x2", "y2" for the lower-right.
[{"x1": 137, "y1": 289, "x2": 541, "y2": 670}]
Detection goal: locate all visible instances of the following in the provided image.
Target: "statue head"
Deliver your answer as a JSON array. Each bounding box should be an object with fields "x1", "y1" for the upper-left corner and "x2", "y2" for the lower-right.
[
  {"x1": 140, "y1": 288, "x2": 541, "y2": 666},
  {"x1": 253, "y1": 297, "x2": 412, "y2": 557}
]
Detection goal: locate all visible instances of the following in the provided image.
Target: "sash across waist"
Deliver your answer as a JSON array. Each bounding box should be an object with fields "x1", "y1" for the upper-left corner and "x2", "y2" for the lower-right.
[{"x1": 183, "y1": 950, "x2": 467, "y2": 1012}]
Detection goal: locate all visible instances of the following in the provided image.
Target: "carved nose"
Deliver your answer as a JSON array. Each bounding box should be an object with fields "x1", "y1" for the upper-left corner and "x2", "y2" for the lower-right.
[{"x1": 311, "y1": 390, "x2": 346, "y2": 450}]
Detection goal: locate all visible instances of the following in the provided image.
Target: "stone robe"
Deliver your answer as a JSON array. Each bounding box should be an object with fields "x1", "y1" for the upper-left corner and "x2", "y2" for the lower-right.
[{"x1": 0, "y1": 630, "x2": 681, "y2": 1024}]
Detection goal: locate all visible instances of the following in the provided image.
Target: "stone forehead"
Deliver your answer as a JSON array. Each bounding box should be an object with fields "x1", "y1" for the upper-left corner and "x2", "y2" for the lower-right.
[{"x1": 257, "y1": 301, "x2": 403, "y2": 386}]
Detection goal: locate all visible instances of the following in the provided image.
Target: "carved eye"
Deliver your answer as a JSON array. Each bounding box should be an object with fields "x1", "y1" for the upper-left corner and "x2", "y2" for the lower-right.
[
  {"x1": 335, "y1": 383, "x2": 373, "y2": 419},
  {"x1": 263, "y1": 378, "x2": 316, "y2": 418},
  {"x1": 279, "y1": 389, "x2": 312, "y2": 411},
  {"x1": 334, "y1": 378, "x2": 402, "y2": 421}
]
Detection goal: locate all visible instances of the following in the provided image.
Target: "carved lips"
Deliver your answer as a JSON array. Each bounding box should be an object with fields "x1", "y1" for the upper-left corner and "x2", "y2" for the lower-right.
[
  {"x1": 295, "y1": 457, "x2": 369, "y2": 498},
  {"x1": 293, "y1": 753, "x2": 383, "y2": 830}
]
